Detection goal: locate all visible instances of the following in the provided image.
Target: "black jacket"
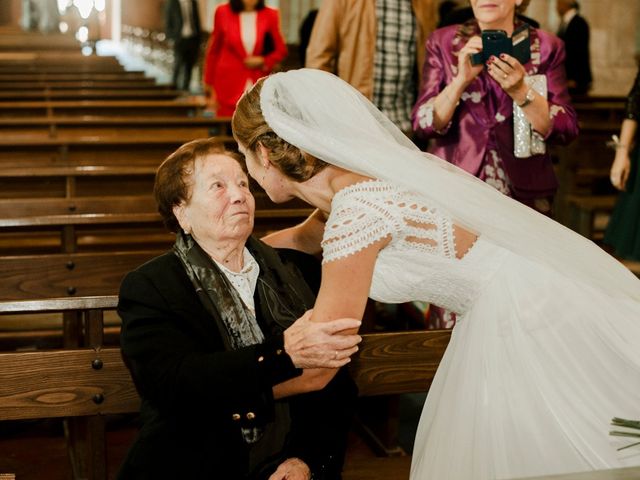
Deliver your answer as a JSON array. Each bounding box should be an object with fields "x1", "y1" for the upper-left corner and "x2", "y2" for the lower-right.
[
  {"x1": 558, "y1": 14, "x2": 592, "y2": 95},
  {"x1": 165, "y1": 0, "x2": 201, "y2": 41},
  {"x1": 117, "y1": 241, "x2": 357, "y2": 479}
]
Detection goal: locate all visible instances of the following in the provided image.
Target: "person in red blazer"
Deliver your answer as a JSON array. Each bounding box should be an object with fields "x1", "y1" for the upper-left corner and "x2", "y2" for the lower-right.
[{"x1": 203, "y1": 0, "x2": 287, "y2": 117}]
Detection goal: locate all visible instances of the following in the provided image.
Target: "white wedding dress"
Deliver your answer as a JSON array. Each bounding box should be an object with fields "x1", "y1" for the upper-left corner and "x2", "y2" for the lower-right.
[{"x1": 322, "y1": 180, "x2": 640, "y2": 480}]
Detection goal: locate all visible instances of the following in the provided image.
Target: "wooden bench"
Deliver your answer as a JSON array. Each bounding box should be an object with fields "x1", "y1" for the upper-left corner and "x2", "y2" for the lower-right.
[
  {"x1": 0, "y1": 33, "x2": 81, "y2": 52},
  {"x1": 0, "y1": 98, "x2": 206, "y2": 117},
  {"x1": 565, "y1": 194, "x2": 616, "y2": 241},
  {"x1": 0, "y1": 250, "x2": 161, "y2": 350},
  {"x1": 0, "y1": 53, "x2": 122, "y2": 67},
  {"x1": 0, "y1": 115, "x2": 231, "y2": 139},
  {"x1": 553, "y1": 120, "x2": 619, "y2": 225},
  {"x1": 0, "y1": 79, "x2": 160, "y2": 89},
  {"x1": 0, "y1": 295, "x2": 450, "y2": 480},
  {"x1": 0, "y1": 72, "x2": 149, "y2": 82},
  {"x1": 0, "y1": 192, "x2": 313, "y2": 255},
  {"x1": 621, "y1": 260, "x2": 640, "y2": 278},
  {"x1": 573, "y1": 98, "x2": 626, "y2": 125},
  {"x1": 0, "y1": 66, "x2": 135, "y2": 75},
  {"x1": 0, "y1": 89, "x2": 182, "y2": 101}
]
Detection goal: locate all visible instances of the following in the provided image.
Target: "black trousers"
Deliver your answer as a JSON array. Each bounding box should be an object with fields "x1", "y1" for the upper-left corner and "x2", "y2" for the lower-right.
[{"x1": 173, "y1": 35, "x2": 200, "y2": 91}]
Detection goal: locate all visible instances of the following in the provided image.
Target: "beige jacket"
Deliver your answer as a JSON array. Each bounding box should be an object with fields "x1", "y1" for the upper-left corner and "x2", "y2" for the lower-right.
[{"x1": 305, "y1": 0, "x2": 438, "y2": 99}]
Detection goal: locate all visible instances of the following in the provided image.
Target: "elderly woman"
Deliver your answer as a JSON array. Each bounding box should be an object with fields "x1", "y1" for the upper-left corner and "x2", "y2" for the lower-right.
[{"x1": 117, "y1": 138, "x2": 361, "y2": 480}]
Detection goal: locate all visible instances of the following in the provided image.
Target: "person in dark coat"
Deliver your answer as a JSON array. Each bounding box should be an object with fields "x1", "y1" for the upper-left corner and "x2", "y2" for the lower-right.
[
  {"x1": 165, "y1": 0, "x2": 202, "y2": 91},
  {"x1": 117, "y1": 138, "x2": 361, "y2": 479},
  {"x1": 556, "y1": 0, "x2": 592, "y2": 96}
]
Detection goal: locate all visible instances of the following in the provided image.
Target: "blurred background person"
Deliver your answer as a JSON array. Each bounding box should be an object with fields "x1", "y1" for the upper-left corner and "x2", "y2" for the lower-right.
[
  {"x1": 165, "y1": 0, "x2": 202, "y2": 92},
  {"x1": 305, "y1": 0, "x2": 437, "y2": 134},
  {"x1": 556, "y1": 0, "x2": 592, "y2": 96},
  {"x1": 202, "y1": 0, "x2": 287, "y2": 117},
  {"x1": 298, "y1": 8, "x2": 318, "y2": 68},
  {"x1": 604, "y1": 68, "x2": 640, "y2": 261}
]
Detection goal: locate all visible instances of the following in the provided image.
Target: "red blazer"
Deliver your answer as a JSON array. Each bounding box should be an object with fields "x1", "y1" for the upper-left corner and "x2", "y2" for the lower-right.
[{"x1": 203, "y1": 3, "x2": 287, "y2": 116}]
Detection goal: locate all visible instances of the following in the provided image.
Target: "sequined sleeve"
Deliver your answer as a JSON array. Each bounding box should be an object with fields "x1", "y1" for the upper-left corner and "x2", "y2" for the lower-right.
[{"x1": 625, "y1": 69, "x2": 640, "y2": 120}]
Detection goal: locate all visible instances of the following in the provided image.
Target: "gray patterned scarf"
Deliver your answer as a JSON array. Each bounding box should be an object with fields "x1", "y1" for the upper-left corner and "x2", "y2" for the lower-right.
[{"x1": 173, "y1": 231, "x2": 316, "y2": 477}]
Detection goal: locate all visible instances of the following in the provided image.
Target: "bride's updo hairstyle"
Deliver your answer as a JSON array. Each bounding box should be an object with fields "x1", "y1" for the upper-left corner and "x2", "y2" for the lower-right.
[{"x1": 233, "y1": 77, "x2": 328, "y2": 182}]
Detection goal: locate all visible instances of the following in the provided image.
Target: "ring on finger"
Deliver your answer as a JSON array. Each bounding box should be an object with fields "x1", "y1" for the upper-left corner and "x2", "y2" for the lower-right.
[{"x1": 334, "y1": 350, "x2": 338, "y2": 360}]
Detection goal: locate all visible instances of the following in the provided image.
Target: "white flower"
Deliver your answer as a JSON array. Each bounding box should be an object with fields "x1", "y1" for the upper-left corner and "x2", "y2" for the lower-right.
[
  {"x1": 417, "y1": 102, "x2": 435, "y2": 129},
  {"x1": 549, "y1": 105, "x2": 565, "y2": 119},
  {"x1": 461, "y1": 91, "x2": 482, "y2": 103}
]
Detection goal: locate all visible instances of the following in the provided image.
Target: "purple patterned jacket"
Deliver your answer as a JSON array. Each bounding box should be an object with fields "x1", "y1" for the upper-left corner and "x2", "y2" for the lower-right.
[{"x1": 412, "y1": 21, "x2": 578, "y2": 198}]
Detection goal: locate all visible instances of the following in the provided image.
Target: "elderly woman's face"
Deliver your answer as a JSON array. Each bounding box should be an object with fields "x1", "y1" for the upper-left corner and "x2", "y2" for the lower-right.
[
  {"x1": 174, "y1": 154, "x2": 255, "y2": 245},
  {"x1": 470, "y1": 0, "x2": 520, "y2": 25}
]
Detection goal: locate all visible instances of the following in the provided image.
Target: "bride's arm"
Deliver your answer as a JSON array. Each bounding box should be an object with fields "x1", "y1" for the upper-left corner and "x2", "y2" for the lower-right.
[
  {"x1": 261, "y1": 208, "x2": 327, "y2": 257},
  {"x1": 273, "y1": 235, "x2": 390, "y2": 398}
]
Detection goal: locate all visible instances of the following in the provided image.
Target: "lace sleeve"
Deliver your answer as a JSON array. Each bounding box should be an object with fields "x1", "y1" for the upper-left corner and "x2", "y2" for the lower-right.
[{"x1": 321, "y1": 198, "x2": 396, "y2": 264}]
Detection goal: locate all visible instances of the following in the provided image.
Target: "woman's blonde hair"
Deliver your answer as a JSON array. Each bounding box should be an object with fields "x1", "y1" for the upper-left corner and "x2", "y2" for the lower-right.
[{"x1": 232, "y1": 77, "x2": 327, "y2": 182}]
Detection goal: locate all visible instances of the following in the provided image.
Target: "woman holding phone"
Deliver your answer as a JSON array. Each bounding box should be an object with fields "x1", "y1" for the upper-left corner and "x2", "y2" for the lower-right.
[
  {"x1": 411, "y1": 0, "x2": 577, "y2": 328},
  {"x1": 412, "y1": 0, "x2": 577, "y2": 215}
]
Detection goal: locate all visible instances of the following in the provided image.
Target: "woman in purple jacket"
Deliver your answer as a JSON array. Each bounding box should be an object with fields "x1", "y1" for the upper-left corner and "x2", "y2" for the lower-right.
[{"x1": 412, "y1": 0, "x2": 578, "y2": 216}]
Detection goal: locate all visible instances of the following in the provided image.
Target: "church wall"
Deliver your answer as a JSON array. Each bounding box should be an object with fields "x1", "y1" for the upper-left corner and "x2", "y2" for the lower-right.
[{"x1": 526, "y1": 0, "x2": 639, "y2": 95}]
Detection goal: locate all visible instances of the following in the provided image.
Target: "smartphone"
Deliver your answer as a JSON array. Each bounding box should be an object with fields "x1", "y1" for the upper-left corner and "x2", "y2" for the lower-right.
[{"x1": 470, "y1": 25, "x2": 531, "y2": 66}]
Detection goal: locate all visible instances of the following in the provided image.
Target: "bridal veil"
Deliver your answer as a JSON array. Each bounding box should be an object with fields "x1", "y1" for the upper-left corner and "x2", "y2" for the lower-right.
[{"x1": 259, "y1": 69, "x2": 640, "y2": 302}]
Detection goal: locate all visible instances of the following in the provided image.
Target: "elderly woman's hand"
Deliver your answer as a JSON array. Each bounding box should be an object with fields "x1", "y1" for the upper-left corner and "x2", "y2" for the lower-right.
[
  {"x1": 284, "y1": 310, "x2": 362, "y2": 369},
  {"x1": 268, "y1": 457, "x2": 311, "y2": 480},
  {"x1": 487, "y1": 53, "x2": 528, "y2": 101}
]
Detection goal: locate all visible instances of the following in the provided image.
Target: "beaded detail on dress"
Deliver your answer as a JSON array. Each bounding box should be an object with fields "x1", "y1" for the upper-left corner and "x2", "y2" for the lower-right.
[
  {"x1": 323, "y1": 180, "x2": 456, "y2": 262},
  {"x1": 321, "y1": 180, "x2": 496, "y2": 315}
]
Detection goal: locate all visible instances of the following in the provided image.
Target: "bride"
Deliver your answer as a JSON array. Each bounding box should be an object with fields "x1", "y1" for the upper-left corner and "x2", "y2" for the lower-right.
[{"x1": 232, "y1": 68, "x2": 640, "y2": 479}]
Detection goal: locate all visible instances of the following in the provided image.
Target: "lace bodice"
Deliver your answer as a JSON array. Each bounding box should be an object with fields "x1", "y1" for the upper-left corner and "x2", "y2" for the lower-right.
[{"x1": 322, "y1": 180, "x2": 505, "y2": 315}]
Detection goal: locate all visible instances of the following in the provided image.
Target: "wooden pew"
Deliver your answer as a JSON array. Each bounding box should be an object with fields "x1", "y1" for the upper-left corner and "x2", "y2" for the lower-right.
[
  {"x1": 0, "y1": 72, "x2": 149, "y2": 82},
  {"x1": 565, "y1": 194, "x2": 617, "y2": 241},
  {"x1": 0, "y1": 53, "x2": 121, "y2": 67},
  {"x1": 553, "y1": 120, "x2": 619, "y2": 225},
  {"x1": 0, "y1": 98, "x2": 205, "y2": 117},
  {"x1": 0, "y1": 79, "x2": 160, "y2": 89},
  {"x1": 553, "y1": 96, "x2": 625, "y2": 228},
  {"x1": 0, "y1": 115, "x2": 231, "y2": 139},
  {"x1": 0, "y1": 33, "x2": 81, "y2": 52},
  {"x1": 0, "y1": 65, "x2": 132, "y2": 75},
  {"x1": 0, "y1": 295, "x2": 450, "y2": 480},
  {"x1": 0, "y1": 89, "x2": 182, "y2": 101},
  {"x1": 0, "y1": 194, "x2": 312, "y2": 255}
]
